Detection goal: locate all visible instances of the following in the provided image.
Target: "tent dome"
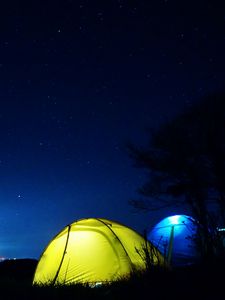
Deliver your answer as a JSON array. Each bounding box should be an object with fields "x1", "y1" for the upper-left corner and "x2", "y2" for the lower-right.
[
  {"x1": 147, "y1": 215, "x2": 199, "y2": 266},
  {"x1": 33, "y1": 218, "x2": 163, "y2": 285}
]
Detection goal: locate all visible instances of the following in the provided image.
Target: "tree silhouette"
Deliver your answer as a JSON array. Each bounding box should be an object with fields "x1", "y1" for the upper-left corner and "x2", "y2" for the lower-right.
[{"x1": 127, "y1": 91, "x2": 225, "y2": 261}]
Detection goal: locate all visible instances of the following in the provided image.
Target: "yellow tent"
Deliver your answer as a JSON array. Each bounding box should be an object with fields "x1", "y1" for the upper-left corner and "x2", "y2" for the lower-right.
[{"x1": 33, "y1": 218, "x2": 163, "y2": 285}]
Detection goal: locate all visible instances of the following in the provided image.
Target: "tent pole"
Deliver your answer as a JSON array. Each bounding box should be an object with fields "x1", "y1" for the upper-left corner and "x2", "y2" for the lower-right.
[
  {"x1": 52, "y1": 225, "x2": 71, "y2": 285},
  {"x1": 167, "y1": 225, "x2": 174, "y2": 266}
]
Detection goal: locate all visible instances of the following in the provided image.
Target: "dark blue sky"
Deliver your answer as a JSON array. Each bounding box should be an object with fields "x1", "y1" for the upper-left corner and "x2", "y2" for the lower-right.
[{"x1": 0, "y1": 0, "x2": 224, "y2": 259}]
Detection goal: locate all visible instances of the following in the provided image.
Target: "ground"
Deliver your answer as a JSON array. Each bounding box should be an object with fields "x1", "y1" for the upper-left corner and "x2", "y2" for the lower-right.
[{"x1": 0, "y1": 258, "x2": 224, "y2": 299}]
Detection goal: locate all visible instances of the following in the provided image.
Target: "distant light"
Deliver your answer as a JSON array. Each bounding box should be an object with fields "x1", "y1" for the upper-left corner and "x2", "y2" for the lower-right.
[
  {"x1": 90, "y1": 282, "x2": 102, "y2": 288},
  {"x1": 218, "y1": 228, "x2": 225, "y2": 232}
]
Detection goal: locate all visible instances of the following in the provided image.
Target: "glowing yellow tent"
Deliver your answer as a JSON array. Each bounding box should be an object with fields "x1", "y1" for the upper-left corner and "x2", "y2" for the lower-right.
[{"x1": 33, "y1": 218, "x2": 163, "y2": 285}]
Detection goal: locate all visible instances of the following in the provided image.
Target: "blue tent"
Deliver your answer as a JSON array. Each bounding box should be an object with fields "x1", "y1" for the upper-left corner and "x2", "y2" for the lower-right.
[{"x1": 147, "y1": 215, "x2": 200, "y2": 266}]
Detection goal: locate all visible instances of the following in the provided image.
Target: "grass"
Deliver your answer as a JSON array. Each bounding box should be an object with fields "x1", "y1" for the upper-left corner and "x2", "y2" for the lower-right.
[{"x1": 0, "y1": 258, "x2": 225, "y2": 300}]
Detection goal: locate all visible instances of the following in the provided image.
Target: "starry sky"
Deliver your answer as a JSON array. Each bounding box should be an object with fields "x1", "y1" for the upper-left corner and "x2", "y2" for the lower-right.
[{"x1": 0, "y1": 0, "x2": 225, "y2": 259}]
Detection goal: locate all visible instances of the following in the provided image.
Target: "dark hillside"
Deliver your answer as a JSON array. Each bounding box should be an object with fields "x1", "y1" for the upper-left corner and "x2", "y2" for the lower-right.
[{"x1": 0, "y1": 258, "x2": 38, "y2": 283}]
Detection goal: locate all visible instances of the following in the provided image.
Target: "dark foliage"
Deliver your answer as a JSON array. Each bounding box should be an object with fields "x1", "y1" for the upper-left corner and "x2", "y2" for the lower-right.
[{"x1": 127, "y1": 91, "x2": 225, "y2": 261}]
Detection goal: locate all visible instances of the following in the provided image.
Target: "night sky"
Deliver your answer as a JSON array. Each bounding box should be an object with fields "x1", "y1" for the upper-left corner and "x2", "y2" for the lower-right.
[{"x1": 0, "y1": 0, "x2": 225, "y2": 259}]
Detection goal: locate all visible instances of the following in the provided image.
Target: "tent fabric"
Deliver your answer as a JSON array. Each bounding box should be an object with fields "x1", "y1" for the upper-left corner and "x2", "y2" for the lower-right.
[
  {"x1": 147, "y1": 215, "x2": 199, "y2": 266},
  {"x1": 33, "y1": 218, "x2": 163, "y2": 285}
]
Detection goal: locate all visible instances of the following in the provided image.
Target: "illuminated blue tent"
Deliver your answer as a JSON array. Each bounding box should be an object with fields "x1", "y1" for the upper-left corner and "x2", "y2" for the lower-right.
[{"x1": 147, "y1": 215, "x2": 200, "y2": 266}]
